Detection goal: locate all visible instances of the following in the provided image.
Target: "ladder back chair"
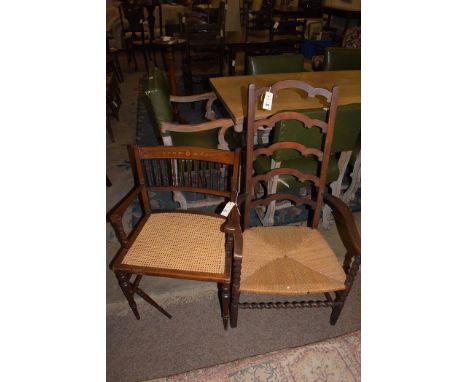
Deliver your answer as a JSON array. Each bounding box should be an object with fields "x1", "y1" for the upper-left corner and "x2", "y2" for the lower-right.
[
  {"x1": 109, "y1": 145, "x2": 241, "y2": 330},
  {"x1": 229, "y1": 80, "x2": 361, "y2": 328}
]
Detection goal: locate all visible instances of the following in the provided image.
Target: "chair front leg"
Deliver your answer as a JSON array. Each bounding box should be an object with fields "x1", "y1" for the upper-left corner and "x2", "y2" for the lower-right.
[
  {"x1": 230, "y1": 256, "x2": 242, "y2": 328},
  {"x1": 221, "y1": 283, "x2": 230, "y2": 330},
  {"x1": 116, "y1": 272, "x2": 140, "y2": 320}
]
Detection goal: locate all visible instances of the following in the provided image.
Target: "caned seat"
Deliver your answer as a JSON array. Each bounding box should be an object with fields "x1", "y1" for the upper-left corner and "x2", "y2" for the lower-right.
[
  {"x1": 122, "y1": 212, "x2": 227, "y2": 276},
  {"x1": 240, "y1": 226, "x2": 346, "y2": 295}
]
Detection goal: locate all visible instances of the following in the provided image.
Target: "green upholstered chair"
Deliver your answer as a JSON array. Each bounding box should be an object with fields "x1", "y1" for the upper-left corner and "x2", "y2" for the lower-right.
[
  {"x1": 145, "y1": 66, "x2": 239, "y2": 209},
  {"x1": 323, "y1": 47, "x2": 361, "y2": 71},
  {"x1": 246, "y1": 53, "x2": 305, "y2": 75},
  {"x1": 253, "y1": 103, "x2": 361, "y2": 226}
]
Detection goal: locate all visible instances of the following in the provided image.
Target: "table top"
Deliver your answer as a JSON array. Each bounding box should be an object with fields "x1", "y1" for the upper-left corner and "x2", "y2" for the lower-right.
[{"x1": 210, "y1": 70, "x2": 361, "y2": 125}]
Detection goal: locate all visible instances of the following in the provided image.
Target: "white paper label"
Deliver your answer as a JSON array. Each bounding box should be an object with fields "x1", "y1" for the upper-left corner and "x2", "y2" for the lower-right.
[
  {"x1": 231, "y1": 60, "x2": 236, "y2": 67},
  {"x1": 182, "y1": 16, "x2": 186, "y2": 23},
  {"x1": 140, "y1": 19, "x2": 143, "y2": 24},
  {"x1": 221, "y1": 201, "x2": 236, "y2": 217},
  {"x1": 273, "y1": 21, "x2": 279, "y2": 30},
  {"x1": 262, "y1": 91, "x2": 273, "y2": 110},
  {"x1": 112, "y1": 100, "x2": 118, "y2": 107}
]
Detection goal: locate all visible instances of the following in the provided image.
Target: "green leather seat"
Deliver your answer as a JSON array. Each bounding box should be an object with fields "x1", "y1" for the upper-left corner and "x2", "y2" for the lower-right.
[
  {"x1": 146, "y1": 66, "x2": 239, "y2": 149},
  {"x1": 253, "y1": 104, "x2": 361, "y2": 191},
  {"x1": 323, "y1": 48, "x2": 361, "y2": 71},
  {"x1": 246, "y1": 54, "x2": 305, "y2": 75}
]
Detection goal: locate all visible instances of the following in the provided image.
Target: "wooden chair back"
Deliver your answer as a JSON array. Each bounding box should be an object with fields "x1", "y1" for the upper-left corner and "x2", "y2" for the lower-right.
[
  {"x1": 244, "y1": 80, "x2": 339, "y2": 229},
  {"x1": 244, "y1": 0, "x2": 273, "y2": 43},
  {"x1": 131, "y1": 145, "x2": 241, "y2": 214}
]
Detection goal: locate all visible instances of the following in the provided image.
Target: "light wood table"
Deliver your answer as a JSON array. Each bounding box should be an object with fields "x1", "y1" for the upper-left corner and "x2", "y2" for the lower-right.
[{"x1": 210, "y1": 70, "x2": 361, "y2": 131}]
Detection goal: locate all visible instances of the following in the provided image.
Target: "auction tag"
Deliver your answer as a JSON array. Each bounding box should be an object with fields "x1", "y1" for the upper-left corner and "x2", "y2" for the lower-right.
[
  {"x1": 262, "y1": 91, "x2": 273, "y2": 110},
  {"x1": 221, "y1": 201, "x2": 236, "y2": 217}
]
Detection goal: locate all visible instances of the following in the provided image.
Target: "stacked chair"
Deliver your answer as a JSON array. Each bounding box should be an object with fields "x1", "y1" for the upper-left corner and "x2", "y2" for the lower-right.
[{"x1": 179, "y1": 3, "x2": 226, "y2": 95}]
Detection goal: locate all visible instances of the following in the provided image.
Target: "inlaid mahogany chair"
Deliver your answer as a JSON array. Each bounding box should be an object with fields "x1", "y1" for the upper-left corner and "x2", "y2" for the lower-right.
[
  {"x1": 228, "y1": 80, "x2": 361, "y2": 328},
  {"x1": 109, "y1": 145, "x2": 241, "y2": 329}
]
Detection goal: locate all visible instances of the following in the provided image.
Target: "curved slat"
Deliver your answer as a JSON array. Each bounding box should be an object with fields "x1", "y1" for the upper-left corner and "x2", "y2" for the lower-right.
[
  {"x1": 254, "y1": 80, "x2": 333, "y2": 102},
  {"x1": 250, "y1": 193, "x2": 316, "y2": 209},
  {"x1": 254, "y1": 142, "x2": 323, "y2": 161},
  {"x1": 253, "y1": 168, "x2": 320, "y2": 186},
  {"x1": 254, "y1": 111, "x2": 328, "y2": 132}
]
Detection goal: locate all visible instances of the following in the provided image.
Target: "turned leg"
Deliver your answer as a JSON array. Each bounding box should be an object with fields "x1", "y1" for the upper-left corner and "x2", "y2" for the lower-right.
[
  {"x1": 116, "y1": 272, "x2": 140, "y2": 320},
  {"x1": 221, "y1": 283, "x2": 230, "y2": 330},
  {"x1": 230, "y1": 257, "x2": 242, "y2": 328}
]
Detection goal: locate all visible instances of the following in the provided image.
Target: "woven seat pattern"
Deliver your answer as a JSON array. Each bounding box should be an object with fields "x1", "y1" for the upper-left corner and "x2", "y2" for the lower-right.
[
  {"x1": 122, "y1": 213, "x2": 226, "y2": 274},
  {"x1": 240, "y1": 226, "x2": 346, "y2": 295}
]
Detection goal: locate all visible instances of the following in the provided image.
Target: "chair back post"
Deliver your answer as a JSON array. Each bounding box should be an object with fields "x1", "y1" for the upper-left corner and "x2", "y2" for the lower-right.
[
  {"x1": 243, "y1": 83, "x2": 258, "y2": 229},
  {"x1": 231, "y1": 148, "x2": 241, "y2": 201},
  {"x1": 312, "y1": 86, "x2": 339, "y2": 228},
  {"x1": 130, "y1": 145, "x2": 152, "y2": 215}
]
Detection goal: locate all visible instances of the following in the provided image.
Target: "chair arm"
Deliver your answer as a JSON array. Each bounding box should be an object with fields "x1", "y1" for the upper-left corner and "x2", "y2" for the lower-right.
[
  {"x1": 160, "y1": 118, "x2": 234, "y2": 150},
  {"x1": 169, "y1": 92, "x2": 218, "y2": 120},
  {"x1": 323, "y1": 194, "x2": 361, "y2": 256},
  {"x1": 108, "y1": 185, "x2": 144, "y2": 245}
]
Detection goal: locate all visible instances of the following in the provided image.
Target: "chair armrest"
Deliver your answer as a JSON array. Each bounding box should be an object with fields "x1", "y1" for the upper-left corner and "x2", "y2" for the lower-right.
[
  {"x1": 223, "y1": 206, "x2": 243, "y2": 259},
  {"x1": 323, "y1": 194, "x2": 360, "y2": 256},
  {"x1": 160, "y1": 118, "x2": 234, "y2": 150},
  {"x1": 169, "y1": 92, "x2": 217, "y2": 120},
  {"x1": 108, "y1": 185, "x2": 144, "y2": 245}
]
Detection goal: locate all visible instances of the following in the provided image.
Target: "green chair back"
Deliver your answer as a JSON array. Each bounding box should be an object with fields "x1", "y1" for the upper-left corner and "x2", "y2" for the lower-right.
[
  {"x1": 323, "y1": 47, "x2": 361, "y2": 71},
  {"x1": 246, "y1": 53, "x2": 305, "y2": 75}
]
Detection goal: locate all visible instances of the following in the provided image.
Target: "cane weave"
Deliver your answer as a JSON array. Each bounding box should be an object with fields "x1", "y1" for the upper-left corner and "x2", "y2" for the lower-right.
[
  {"x1": 122, "y1": 213, "x2": 226, "y2": 274},
  {"x1": 240, "y1": 226, "x2": 346, "y2": 295}
]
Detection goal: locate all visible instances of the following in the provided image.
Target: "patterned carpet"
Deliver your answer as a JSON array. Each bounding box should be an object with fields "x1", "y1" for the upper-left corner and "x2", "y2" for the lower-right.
[{"x1": 149, "y1": 331, "x2": 360, "y2": 382}]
